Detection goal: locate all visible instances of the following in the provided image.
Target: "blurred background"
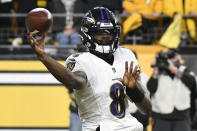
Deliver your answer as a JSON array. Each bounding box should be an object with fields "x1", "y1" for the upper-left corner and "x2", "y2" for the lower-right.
[{"x1": 0, "y1": 0, "x2": 197, "y2": 131}]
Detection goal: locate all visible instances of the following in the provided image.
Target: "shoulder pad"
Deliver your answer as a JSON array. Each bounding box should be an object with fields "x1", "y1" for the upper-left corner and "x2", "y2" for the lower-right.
[{"x1": 72, "y1": 53, "x2": 81, "y2": 57}]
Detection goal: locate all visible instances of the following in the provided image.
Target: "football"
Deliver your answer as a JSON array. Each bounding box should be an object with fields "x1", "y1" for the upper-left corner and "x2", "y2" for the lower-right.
[{"x1": 25, "y1": 8, "x2": 53, "y2": 34}]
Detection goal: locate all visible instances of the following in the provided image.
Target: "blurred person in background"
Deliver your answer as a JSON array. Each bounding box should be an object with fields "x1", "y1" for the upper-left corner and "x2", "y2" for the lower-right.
[
  {"x1": 56, "y1": 26, "x2": 81, "y2": 46},
  {"x1": 162, "y1": 0, "x2": 197, "y2": 45},
  {"x1": 122, "y1": 0, "x2": 163, "y2": 45},
  {"x1": 56, "y1": 0, "x2": 81, "y2": 46},
  {"x1": 128, "y1": 51, "x2": 150, "y2": 131},
  {"x1": 147, "y1": 48, "x2": 197, "y2": 131},
  {"x1": 48, "y1": 0, "x2": 66, "y2": 34}
]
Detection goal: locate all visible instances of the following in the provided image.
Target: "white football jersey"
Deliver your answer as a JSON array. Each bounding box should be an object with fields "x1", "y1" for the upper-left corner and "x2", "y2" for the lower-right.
[{"x1": 66, "y1": 47, "x2": 143, "y2": 131}]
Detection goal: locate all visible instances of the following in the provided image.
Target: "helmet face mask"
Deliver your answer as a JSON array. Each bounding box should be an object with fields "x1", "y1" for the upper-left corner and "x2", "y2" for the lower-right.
[{"x1": 81, "y1": 7, "x2": 121, "y2": 54}]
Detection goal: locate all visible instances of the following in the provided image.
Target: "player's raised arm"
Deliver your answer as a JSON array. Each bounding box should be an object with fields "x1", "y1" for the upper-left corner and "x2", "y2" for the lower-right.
[
  {"x1": 27, "y1": 32, "x2": 87, "y2": 90},
  {"x1": 119, "y1": 61, "x2": 152, "y2": 114}
]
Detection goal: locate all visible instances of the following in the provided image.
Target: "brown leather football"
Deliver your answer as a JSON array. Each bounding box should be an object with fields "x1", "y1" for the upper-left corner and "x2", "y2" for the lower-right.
[{"x1": 25, "y1": 8, "x2": 53, "y2": 34}]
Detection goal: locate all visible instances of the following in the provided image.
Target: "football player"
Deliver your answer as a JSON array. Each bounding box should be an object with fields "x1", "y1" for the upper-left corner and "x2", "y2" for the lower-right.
[{"x1": 27, "y1": 7, "x2": 152, "y2": 131}]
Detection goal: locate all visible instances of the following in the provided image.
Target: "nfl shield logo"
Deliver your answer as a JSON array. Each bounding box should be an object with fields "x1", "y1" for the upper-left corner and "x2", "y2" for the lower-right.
[{"x1": 112, "y1": 68, "x2": 116, "y2": 73}]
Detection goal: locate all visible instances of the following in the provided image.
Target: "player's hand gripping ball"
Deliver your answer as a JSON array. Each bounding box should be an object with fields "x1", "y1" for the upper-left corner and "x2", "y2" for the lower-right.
[{"x1": 25, "y1": 8, "x2": 53, "y2": 35}]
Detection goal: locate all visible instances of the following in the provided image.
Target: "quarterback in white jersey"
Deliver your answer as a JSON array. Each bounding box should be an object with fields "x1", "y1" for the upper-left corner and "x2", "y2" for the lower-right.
[
  {"x1": 27, "y1": 6, "x2": 152, "y2": 131},
  {"x1": 66, "y1": 47, "x2": 143, "y2": 130}
]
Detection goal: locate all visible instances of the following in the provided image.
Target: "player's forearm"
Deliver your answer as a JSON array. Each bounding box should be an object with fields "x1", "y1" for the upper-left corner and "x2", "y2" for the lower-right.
[
  {"x1": 126, "y1": 83, "x2": 152, "y2": 114},
  {"x1": 38, "y1": 52, "x2": 87, "y2": 90},
  {"x1": 135, "y1": 97, "x2": 152, "y2": 115},
  {"x1": 135, "y1": 82, "x2": 152, "y2": 114}
]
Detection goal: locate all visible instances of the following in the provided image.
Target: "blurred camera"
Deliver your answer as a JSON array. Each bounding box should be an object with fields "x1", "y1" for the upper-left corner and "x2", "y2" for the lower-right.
[
  {"x1": 151, "y1": 48, "x2": 179, "y2": 69},
  {"x1": 151, "y1": 51, "x2": 169, "y2": 69},
  {"x1": 167, "y1": 48, "x2": 179, "y2": 59}
]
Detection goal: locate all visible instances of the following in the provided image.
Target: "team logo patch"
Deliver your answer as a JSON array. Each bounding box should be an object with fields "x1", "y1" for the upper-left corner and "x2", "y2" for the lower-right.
[
  {"x1": 112, "y1": 68, "x2": 116, "y2": 73},
  {"x1": 66, "y1": 58, "x2": 76, "y2": 71},
  {"x1": 83, "y1": 17, "x2": 95, "y2": 26},
  {"x1": 67, "y1": 62, "x2": 76, "y2": 71}
]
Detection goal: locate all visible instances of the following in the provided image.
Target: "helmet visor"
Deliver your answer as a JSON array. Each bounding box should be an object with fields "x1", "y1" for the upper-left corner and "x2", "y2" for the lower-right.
[{"x1": 92, "y1": 29, "x2": 114, "y2": 44}]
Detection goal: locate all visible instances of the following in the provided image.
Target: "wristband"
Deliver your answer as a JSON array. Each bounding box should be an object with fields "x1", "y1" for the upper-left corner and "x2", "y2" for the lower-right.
[{"x1": 126, "y1": 86, "x2": 145, "y2": 103}]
